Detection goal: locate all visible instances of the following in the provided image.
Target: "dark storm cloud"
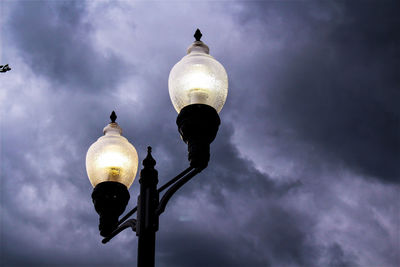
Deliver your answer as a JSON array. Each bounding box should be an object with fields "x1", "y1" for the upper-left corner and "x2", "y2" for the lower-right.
[
  {"x1": 1, "y1": 1, "x2": 399, "y2": 267},
  {"x1": 228, "y1": 1, "x2": 400, "y2": 183},
  {"x1": 325, "y1": 243, "x2": 358, "y2": 267},
  {"x1": 152, "y1": 125, "x2": 322, "y2": 267},
  {"x1": 8, "y1": 1, "x2": 130, "y2": 92}
]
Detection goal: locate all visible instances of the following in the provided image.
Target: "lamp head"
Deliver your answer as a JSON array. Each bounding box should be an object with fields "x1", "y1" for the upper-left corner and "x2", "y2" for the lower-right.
[
  {"x1": 85, "y1": 111, "x2": 138, "y2": 236},
  {"x1": 86, "y1": 111, "x2": 138, "y2": 188},
  {"x1": 169, "y1": 30, "x2": 227, "y2": 168},
  {"x1": 168, "y1": 29, "x2": 228, "y2": 114}
]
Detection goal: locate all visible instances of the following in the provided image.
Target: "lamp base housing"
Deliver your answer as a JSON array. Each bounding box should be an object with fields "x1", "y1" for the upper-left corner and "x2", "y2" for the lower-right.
[
  {"x1": 176, "y1": 104, "x2": 220, "y2": 169},
  {"x1": 92, "y1": 181, "x2": 130, "y2": 237}
]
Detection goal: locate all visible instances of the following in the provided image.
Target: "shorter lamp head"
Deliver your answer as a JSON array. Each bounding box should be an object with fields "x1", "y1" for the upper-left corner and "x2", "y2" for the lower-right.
[
  {"x1": 86, "y1": 112, "x2": 138, "y2": 188},
  {"x1": 85, "y1": 111, "x2": 138, "y2": 236}
]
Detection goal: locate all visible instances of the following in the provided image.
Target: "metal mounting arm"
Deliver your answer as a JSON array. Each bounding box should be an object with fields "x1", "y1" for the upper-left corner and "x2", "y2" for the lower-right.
[
  {"x1": 101, "y1": 167, "x2": 200, "y2": 244},
  {"x1": 156, "y1": 167, "x2": 202, "y2": 216},
  {"x1": 116, "y1": 166, "x2": 194, "y2": 227},
  {"x1": 102, "y1": 219, "x2": 137, "y2": 244},
  {"x1": 157, "y1": 166, "x2": 194, "y2": 193}
]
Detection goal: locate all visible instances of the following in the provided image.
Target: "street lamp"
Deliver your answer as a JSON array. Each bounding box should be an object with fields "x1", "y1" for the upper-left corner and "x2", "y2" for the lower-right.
[
  {"x1": 169, "y1": 29, "x2": 228, "y2": 169},
  {"x1": 86, "y1": 111, "x2": 139, "y2": 237},
  {"x1": 85, "y1": 29, "x2": 228, "y2": 267},
  {"x1": 169, "y1": 29, "x2": 228, "y2": 113}
]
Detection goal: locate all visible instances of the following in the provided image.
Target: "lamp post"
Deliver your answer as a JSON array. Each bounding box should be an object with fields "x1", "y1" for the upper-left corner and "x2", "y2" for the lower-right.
[{"x1": 85, "y1": 29, "x2": 228, "y2": 267}]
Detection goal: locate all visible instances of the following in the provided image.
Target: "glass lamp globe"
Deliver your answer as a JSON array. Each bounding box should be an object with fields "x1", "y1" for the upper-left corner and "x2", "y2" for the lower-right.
[
  {"x1": 86, "y1": 119, "x2": 138, "y2": 189},
  {"x1": 168, "y1": 32, "x2": 228, "y2": 113}
]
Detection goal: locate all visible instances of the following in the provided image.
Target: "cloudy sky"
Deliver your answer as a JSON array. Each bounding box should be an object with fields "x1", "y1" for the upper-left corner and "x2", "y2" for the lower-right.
[{"x1": 1, "y1": 0, "x2": 399, "y2": 266}]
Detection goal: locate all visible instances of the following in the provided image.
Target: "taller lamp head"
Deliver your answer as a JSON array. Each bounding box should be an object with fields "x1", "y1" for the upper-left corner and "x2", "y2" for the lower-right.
[
  {"x1": 168, "y1": 30, "x2": 228, "y2": 169},
  {"x1": 168, "y1": 29, "x2": 228, "y2": 113}
]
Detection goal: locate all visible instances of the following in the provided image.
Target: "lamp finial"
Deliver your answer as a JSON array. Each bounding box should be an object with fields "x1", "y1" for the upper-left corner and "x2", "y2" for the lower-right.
[
  {"x1": 110, "y1": 111, "x2": 117, "y2": 123},
  {"x1": 194, "y1": 29, "x2": 202, "y2": 41},
  {"x1": 143, "y1": 146, "x2": 156, "y2": 168}
]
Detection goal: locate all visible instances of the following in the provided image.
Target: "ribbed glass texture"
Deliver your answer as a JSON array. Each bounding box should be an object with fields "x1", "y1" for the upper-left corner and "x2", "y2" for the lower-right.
[
  {"x1": 168, "y1": 50, "x2": 228, "y2": 113},
  {"x1": 86, "y1": 123, "x2": 138, "y2": 188}
]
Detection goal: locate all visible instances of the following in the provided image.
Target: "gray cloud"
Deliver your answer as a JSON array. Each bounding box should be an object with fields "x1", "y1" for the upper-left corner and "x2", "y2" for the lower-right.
[
  {"x1": 1, "y1": 1, "x2": 399, "y2": 267},
  {"x1": 7, "y1": 1, "x2": 130, "y2": 92},
  {"x1": 225, "y1": 1, "x2": 400, "y2": 183}
]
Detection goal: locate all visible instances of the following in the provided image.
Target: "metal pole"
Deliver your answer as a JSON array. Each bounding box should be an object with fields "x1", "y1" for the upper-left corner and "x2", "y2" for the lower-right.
[{"x1": 136, "y1": 147, "x2": 159, "y2": 267}]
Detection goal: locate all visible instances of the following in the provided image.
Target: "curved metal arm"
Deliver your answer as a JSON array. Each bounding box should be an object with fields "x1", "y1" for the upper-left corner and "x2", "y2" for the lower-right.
[
  {"x1": 117, "y1": 206, "x2": 138, "y2": 227},
  {"x1": 156, "y1": 168, "x2": 202, "y2": 216},
  {"x1": 157, "y1": 166, "x2": 193, "y2": 193},
  {"x1": 102, "y1": 167, "x2": 202, "y2": 243},
  {"x1": 102, "y1": 219, "x2": 137, "y2": 244},
  {"x1": 117, "y1": 166, "x2": 193, "y2": 227}
]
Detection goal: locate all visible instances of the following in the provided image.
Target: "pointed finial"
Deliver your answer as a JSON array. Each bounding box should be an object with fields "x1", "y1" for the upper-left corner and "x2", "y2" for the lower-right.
[
  {"x1": 110, "y1": 111, "x2": 117, "y2": 123},
  {"x1": 194, "y1": 29, "x2": 202, "y2": 41},
  {"x1": 143, "y1": 146, "x2": 156, "y2": 168}
]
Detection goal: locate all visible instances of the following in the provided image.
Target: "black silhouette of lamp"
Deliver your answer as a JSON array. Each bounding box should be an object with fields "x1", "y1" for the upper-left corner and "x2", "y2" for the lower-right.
[{"x1": 85, "y1": 29, "x2": 228, "y2": 267}]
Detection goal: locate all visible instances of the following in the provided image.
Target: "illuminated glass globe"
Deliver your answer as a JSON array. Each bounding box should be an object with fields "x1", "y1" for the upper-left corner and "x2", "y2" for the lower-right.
[
  {"x1": 168, "y1": 34, "x2": 228, "y2": 113},
  {"x1": 86, "y1": 119, "x2": 138, "y2": 189}
]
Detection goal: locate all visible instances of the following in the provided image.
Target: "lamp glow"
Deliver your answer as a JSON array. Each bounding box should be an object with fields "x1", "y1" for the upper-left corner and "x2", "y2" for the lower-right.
[
  {"x1": 168, "y1": 36, "x2": 228, "y2": 113},
  {"x1": 86, "y1": 121, "x2": 138, "y2": 188}
]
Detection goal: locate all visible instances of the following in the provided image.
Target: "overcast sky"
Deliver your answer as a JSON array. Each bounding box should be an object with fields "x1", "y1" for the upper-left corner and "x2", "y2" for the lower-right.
[{"x1": 1, "y1": 1, "x2": 399, "y2": 266}]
